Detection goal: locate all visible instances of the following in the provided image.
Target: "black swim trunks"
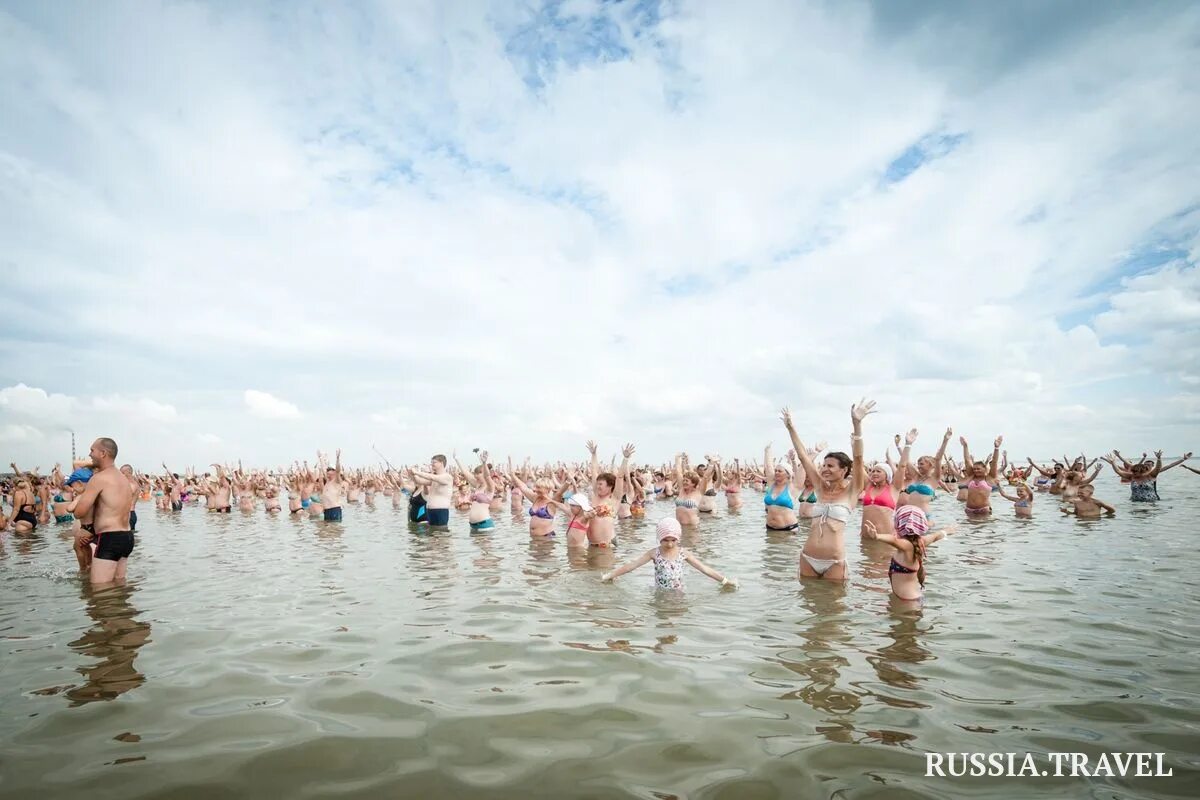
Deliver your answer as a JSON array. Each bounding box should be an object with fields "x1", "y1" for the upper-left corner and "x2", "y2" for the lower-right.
[{"x1": 94, "y1": 531, "x2": 135, "y2": 561}]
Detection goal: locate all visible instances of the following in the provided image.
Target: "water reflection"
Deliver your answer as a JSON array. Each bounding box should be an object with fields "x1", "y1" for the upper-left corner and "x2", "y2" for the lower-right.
[
  {"x1": 66, "y1": 582, "x2": 151, "y2": 706},
  {"x1": 776, "y1": 581, "x2": 859, "y2": 723},
  {"x1": 868, "y1": 608, "x2": 934, "y2": 703}
]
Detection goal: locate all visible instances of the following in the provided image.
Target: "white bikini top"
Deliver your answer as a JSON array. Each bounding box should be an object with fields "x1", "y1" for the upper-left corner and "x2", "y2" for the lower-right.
[{"x1": 811, "y1": 502, "x2": 852, "y2": 524}]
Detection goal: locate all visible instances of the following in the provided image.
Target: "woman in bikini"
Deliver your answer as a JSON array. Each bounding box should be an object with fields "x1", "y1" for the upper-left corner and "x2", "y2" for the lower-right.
[
  {"x1": 697, "y1": 457, "x2": 720, "y2": 514},
  {"x1": 584, "y1": 441, "x2": 632, "y2": 547},
  {"x1": 622, "y1": 459, "x2": 648, "y2": 518},
  {"x1": 860, "y1": 459, "x2": 899, "y2": 539},
  {"x1": 1058, "y1": 464, "x2": 1102, "y2": 502},
  {"x1": 509, "y1": 466, "x2": 564, "y2": 539},
  {"x1": 864, "y1": 506, "x2": 956, "y2": 602},
  {"x1": 996, "y1": 482, "x2": 1034, "y2": 518},
  {"x1": 960, "y1": 435, "x2": 1002, "y2": 518},
  {"x1": 672, "y1": 455, "x2": 713, "y2": 527},
  {"x1": 455, "y1": 451, "x2": 496, "y2": 532},
  {"x1": 782, "y1": 399, "x2": 876, "y2": 581},
  {"x1": 724, "y1": 459, "x2": 744, "y2": 510},
  {"x1": 896, "y1": 428, "x2": 953, "y2": 506},
  {"x1": 761, "y1": 444, "x2": 802, "y2": 533}
]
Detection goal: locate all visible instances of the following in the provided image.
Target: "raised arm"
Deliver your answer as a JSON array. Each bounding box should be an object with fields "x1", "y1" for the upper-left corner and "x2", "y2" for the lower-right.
[
  {"x1": 1080, "y1": 465, "x2": 1103, "y2": 486},
  {"x1": 781, "y1": 408, "x2": 821, "y2": 481},
  {"x1": 587, "y1": 440, "x2": 599, "y2": 483},
  {"x1": 933, "y1": 427, "x2": 952, "y2": 471},
  {"x1": 988, "y1": 437, "x2": 1003, "y2": 480},
  {"x1": 1155, "y1": 451, "x2": 1193, "y2": 475},
  {"x1": 480, "y1": 451, "x2": 494, "y2": 494},
  {"x1": 616, "y1": 444, "x2": 634, "y2": 499},
  {"x1": 961, "y1": 437, "x2": 972, "y2": 469},
  {"x1": 894, "y1": 428, "x2": 917, "y2": 491},
  {"x1": 1026, "y1": 457, "x2": 1054, "y2": 478},
  {"x1": 849, "y1": 398, "x2": 876, "y2": 494},
  {"x1": 453, "y1": 452, "x2": 477, "y2": 487}
]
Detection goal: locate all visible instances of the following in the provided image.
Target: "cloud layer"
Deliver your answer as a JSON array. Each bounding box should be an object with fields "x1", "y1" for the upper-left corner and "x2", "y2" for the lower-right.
[{"x1": 1, "y1": 0, "x2": 1197, "y2": 467}]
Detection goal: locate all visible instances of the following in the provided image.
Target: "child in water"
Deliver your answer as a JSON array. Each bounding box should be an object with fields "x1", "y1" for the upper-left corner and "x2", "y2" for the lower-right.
[
  {"x1": 1062, "y1": 485, "x2": 1115, "y2": 518},
  {"x1": 601, "y1": 517, "x2": 739, "y2": 590},
  {"x1": 996, "y1": 483, "x2": 1034, "y2": 518},
  {"x1": 864, "y1": 506, "x2": 956, "y2": 601}
]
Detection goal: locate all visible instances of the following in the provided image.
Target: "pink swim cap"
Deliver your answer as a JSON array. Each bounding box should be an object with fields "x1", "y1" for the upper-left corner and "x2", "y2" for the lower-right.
[{"x1": 656, "y1": 517, "x2": 682, "y2": 542}]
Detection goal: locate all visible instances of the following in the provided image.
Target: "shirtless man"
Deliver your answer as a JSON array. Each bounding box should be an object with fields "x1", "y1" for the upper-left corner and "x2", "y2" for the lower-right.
[
  {"x1": 163, "y1": 464, "x2": 184, "y2": 511},
  {"x1": 410, "y1": 454, "x2": 453, "y2": 527},
  {"x1": 320, "y1": 449, "x2": 344, "y2": 522},
  {"x1": 208, "y1": 464, "x2": 233, "y2": 512},
  {"x1": 70, "y1": 438, "x2": 134, "y2": 584},
  {"x1": 121, "y1": 464, "x2": 139, "y2": 531}
]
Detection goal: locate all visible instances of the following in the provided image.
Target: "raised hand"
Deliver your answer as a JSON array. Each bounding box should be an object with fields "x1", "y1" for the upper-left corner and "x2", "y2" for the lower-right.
[
  {"x1": 1155, "y1": 449, "x2": 1163, "y2": 458},
  {"x1": 993, "y1": 436, "x2": 1003, "y2": 448},
  {"x1": 943, "y1": 428, "x2": 953, "y2": 441},
  {"x1": 621, "y1": 443, "x2": 636, "y2": 458},
  {"x1": 585, "y1": 440, "x2": 598, "y2": 455},
  {"x1": 894, "y1": 434, "x2": 901, "y2": 447},
  {"x1": 905, "y1": 428, "x2": 919, "y2": 446},
  {"x1": 780, "y1": 407, "x2": 794, "y2": 427},
  {"x1": 959, "y1": 436, "x2": 967, "y2": 447},
  {"x1": 851, "y1": 398, "x2": 877, "y2": 422}
]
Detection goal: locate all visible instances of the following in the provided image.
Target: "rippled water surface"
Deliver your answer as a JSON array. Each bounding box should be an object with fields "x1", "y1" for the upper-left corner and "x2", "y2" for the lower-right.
[{"x1": 3, "y1": 474, "x2": 1199, "y2": 799}]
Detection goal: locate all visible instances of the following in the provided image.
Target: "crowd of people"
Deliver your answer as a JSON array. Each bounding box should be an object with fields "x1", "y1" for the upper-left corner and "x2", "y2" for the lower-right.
[{"x1": 2, "y1": 401, "x2": 1194, "y2": 601}]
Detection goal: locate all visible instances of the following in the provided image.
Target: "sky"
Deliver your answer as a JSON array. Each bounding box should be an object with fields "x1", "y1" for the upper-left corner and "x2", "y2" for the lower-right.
[{"x1": 1, "y1": 0, "x2": 1198, "y2": 470}]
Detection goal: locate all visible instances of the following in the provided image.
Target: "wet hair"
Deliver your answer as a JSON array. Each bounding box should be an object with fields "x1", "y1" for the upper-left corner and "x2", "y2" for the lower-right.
[
  {"x1": 903, "y1": 533, "x2": 928, "y2": 586},
  {"x1": 596, "y1": 472, "x2": 616, "y2": 492},
  {"x1": 96, "y1": 437, "x2": 118, "y2": 458},
  {"x1": 432, "y1": 454, "x2": 447, "y2": 467},
  {"x1": 824, "y1": 452, "x2": 852, "y2": 476}
]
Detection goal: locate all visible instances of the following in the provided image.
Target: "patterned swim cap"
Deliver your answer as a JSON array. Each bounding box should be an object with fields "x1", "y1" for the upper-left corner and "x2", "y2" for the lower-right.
[{"x1": 894, "y1": 505, "x2": 929, "y2": 536}]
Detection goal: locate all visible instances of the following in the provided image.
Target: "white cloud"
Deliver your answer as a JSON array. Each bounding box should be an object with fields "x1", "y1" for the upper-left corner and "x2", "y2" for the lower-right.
[
  {"x1": 0, "y1": 383, "x2": 74, "y2": 424},
  {"x1": 0, "y1": 2, "x2": 1197, "y2": 464},
  {"x1": 92, "y1": 395, "x2": 179, "y2": 423},
  {"x1": 244, "y1": 390, "x2": 302, "y2": 420},
  {"x1": 0, "y1": 423, "x2": 43, "y2": 443}
]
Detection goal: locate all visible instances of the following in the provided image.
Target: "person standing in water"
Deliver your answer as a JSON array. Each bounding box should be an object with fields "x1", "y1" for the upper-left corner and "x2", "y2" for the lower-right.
[
  {"x1": 960, "y1": 435, "x2": 1002, "y2": 517},
  {"x1": 317, "y1": 450, "x2": 345, "y2": 522},
  {"x1": 1102, "y1": 450, "x2": 1192, "y2": 501},
  {"x1": 601, "y1": 517, "x2": 738, "y2": 590},
  {"x1": 409, "y1": 454, "x2": 453, "y2": 527},
  {"x1": 69, "y1": 438, "x2": 134, "y2": 585},
  {"x1": 864, "y1": 506, "x2": 956, "y2": 602},
  {"x1": 782, "y1": 399, "x2": 876, "y2": 581}
]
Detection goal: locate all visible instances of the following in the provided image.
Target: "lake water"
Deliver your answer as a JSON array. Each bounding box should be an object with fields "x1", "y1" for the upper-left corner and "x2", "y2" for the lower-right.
[{"x1": 2, "y1": 473, "x2": 1198, "y2": 799}]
